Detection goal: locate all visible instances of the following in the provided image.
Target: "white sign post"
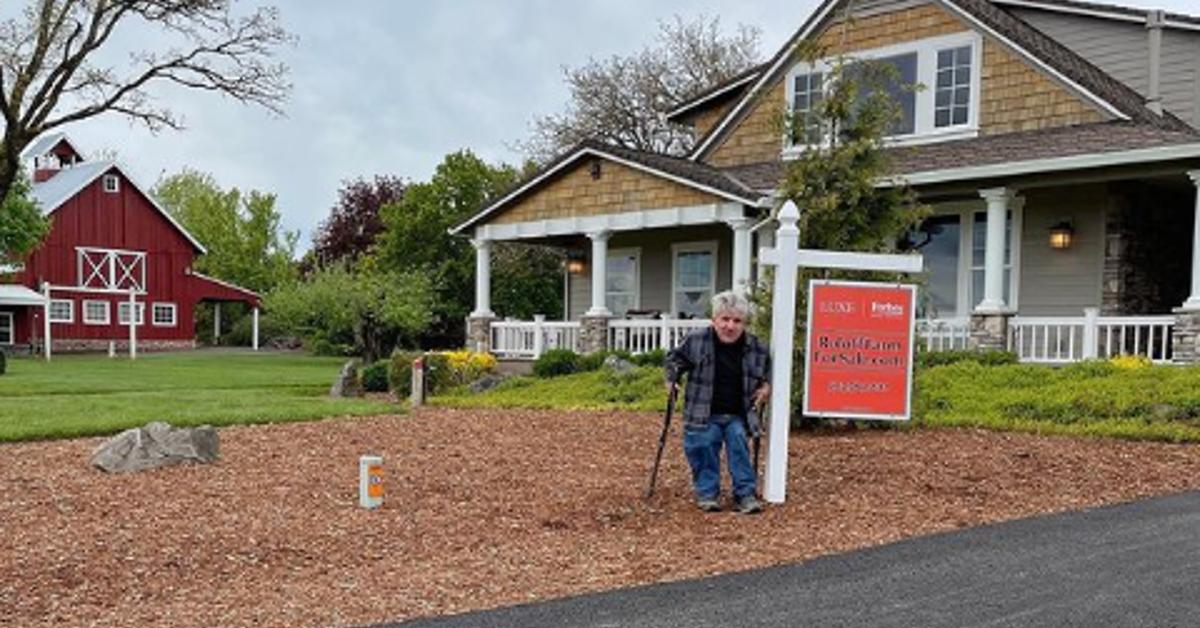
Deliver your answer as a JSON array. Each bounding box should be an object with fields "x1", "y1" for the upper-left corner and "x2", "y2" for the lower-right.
[{"x1": 757, "y1": 201, "x2": 924, "y2": 504}]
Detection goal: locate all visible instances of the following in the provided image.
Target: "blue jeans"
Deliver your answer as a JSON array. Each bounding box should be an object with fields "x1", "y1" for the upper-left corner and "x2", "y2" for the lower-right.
[{"x1": 682, "y1": 415, "x2": 756, "y2": 500}]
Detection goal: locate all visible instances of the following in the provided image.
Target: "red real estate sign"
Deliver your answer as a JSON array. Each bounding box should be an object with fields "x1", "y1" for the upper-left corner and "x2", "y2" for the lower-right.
[{"x1": 803, "y1": 280, "x2": 917, "y2": 421}]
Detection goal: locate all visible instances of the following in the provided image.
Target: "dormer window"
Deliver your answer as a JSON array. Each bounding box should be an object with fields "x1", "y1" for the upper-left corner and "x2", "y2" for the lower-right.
[
  {"x1": 103, "y1": 174, "x2": 119, "y2": 193},
  {"x1": 784, "y1": 31, "x2": 981, "y2": 152}
]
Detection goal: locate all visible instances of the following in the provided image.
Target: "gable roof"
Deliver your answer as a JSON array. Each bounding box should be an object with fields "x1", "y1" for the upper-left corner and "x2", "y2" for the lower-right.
[
  {"x1": 31, "y1": 160, "x2": 208, "y2": 254},
  {"x1": 666, "y1": 64, "x2": 765, "y2": 122},
  {"x1": 19, "y1": 132, "x2": 84, "y2": 163},
  {"x1": 450, "y1": 140, "x2": 764, "y2": 236},
  {"x1": 690, "y1": 0, "x2": 1191, "y2": 162},
  {"x1": 991, "y1": 0, "x2": 1200, "y2": 31}
]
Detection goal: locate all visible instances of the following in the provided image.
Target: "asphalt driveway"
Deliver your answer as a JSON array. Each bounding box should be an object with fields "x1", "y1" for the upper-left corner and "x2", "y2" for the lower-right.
[{"x1": 382, "y1": 490, "x2": 1200, "y2": 628}]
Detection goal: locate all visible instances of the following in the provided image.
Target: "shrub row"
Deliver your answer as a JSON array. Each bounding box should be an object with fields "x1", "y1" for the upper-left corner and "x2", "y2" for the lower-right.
[{"x1": 532, "y1": 349, "x2": 666, "y2": 378}]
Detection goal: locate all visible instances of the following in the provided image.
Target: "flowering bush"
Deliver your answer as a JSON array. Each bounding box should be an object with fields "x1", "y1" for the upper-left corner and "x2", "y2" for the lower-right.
[
  {"x1": 442, "y1": 350, "x2": 497, "y2": 385},
  {"x1": 1109, "y1": 354, "x2": 1152, "y2": 370}
]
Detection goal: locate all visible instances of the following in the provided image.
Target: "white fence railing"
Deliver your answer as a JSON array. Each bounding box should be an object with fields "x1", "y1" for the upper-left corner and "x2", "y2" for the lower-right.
[
  {"x1": 490, "y1": 316, "x2": 581, "y2": 359},
  {"x1": 608, "y1": 318, "x2": 710, "y2": 354},
  {"x1": 1008, "y1": 309, "x2": 1174, "y2": 364},
  {"x1": 917, "y1": 318, "x2": 971, "y2": 352}
]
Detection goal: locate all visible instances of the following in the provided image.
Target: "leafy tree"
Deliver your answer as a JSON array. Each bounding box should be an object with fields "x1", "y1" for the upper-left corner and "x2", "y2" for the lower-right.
[
  {"x1": 521, "y1": 15, "x2": 760, "y2": 161},
  {"x1": 0, "y1": 170, "x2": 48, "y2": 261},
  {"x1": 0, "y1": 0, "x2": 293, "y2": 205},
  {"x1": 312, "y1": 175, "x2": 406, "y2": 268},
  {"x1": 753, "y1": 51, "x2": 930, "y2": 427},
  {"x1": 266, "y1": 263, "x2": 434, "y2": 363},
  {"x1": 375, "y1": 150, "x2": 563, "y2": 346},
  {"x1": 153, "y1": 169, "x2": 298, "y2": 294}
]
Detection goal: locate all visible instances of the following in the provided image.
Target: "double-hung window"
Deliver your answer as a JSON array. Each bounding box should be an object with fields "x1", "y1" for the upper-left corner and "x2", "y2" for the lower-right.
[
  {"x1": 118, "y1": 302, "x2": 145, "y2": 326},
  {"x1": 83, "y1": 300, "x2": 110, "y2": 325},
  {"x1": 49, "y1": 299, "x2": 74, "y2": 324},
  {"x1": 605, "y1": 249, "x2": 640, "y2": 317},
  {"x1": 784, "y1": 32, "x2": 981, "y2": 151},
  {"x1": 0, "y1": 312, "x2": 12, "y2": 344},
  {"x1": 917, "y1": 204, "x2": 1021, "y2": 318},
  {"x1": 672, "y1": 241, "x2": 718, "y2": 319}
]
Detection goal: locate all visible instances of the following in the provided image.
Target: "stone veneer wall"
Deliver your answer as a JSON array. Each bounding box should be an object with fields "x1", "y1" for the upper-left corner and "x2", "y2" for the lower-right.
[{"x1": 42, "y1": 338, "x2": 197, "y2": 353}]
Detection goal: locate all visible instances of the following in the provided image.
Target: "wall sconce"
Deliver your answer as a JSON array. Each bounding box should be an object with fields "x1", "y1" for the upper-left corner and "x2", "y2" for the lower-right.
[
  {"x1": 565, "y1": 252, "x2": 586, "y2": 274},
  {"x1": 1049, "y1": 221, "x2": 1074, "y2": 250}
]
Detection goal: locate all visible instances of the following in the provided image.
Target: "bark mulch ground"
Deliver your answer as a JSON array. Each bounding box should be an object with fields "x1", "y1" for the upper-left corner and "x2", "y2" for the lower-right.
[{"x1": 3, "y1": 408, "x2": 1200, "y2": 627}]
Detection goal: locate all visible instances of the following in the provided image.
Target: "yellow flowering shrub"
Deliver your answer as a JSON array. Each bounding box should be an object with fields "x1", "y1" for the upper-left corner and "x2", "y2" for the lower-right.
[
  {"x1": 441, "y1": 350, "x2": 498, "y2": 385},
  {"x1": 1109, "y1": 354, "x2": 1151, "y2": 370}
]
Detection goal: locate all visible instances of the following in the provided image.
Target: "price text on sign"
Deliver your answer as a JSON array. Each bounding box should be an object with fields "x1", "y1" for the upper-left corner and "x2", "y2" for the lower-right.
[{"x1": 803, "y1": 280, "x2": 916, "y2": 421}]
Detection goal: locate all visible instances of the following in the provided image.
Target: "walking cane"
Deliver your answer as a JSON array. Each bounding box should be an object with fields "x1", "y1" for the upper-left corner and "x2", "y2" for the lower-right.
[
  {"x1": 645, "y1": 383, "x2": 678, "y2": 498},
  {"x1": 752, "y1": 400, "x2": 765, "y2": 498}
]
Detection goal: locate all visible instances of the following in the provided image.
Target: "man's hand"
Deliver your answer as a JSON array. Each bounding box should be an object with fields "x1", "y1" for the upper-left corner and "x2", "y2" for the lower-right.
[
  {"x1": 665, "y1": 381, "x2": 677, "y2": 396},
  {"x1": 753, "y1": 383, "x2": 771, "y2": 408}
]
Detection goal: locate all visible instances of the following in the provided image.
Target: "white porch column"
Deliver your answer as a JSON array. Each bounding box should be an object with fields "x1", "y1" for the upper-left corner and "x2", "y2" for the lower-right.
[
  {"x1": 252, "y1": 307, "x2": 260, "y2": 351},
  {"x1": 1183, "y1": 171, "x2": 1200, "y2": 309},
  {"x1": 213, "y1": 302, "x2": 221, "y2": 343},
  {"x1": 586, "y1": 230, "x2": 611, "y2": 316},
  {"x1": 975, "y1": 188, "x2": 1012, "y2": 313},
  {"x1": 41, "y1": 282, "x2": 51, "y2": 361},
  {"x1": 727, "y1": 217, "x2": 753, "y2": 295},
  {"x1": 471, "y1": 238, "x2": 495, "y2": 317}
]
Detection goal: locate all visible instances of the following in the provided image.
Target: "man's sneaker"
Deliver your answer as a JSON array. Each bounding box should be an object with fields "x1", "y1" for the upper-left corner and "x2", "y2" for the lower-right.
[
  {"x1": 696, "y1": 497, "x2": 721, "y2": 512},
  {"x1": 736, "y1": 495, "x2": 763, "y2": 515}
]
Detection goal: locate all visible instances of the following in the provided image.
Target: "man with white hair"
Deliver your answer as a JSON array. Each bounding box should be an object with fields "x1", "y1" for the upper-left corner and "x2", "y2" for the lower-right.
[{"x1": 665, "y1": 290, "x2": 771, "y2": 514}]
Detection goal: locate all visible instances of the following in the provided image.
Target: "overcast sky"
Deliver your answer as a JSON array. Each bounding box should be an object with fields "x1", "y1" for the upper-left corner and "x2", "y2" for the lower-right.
[{"x1": 57, "y1": 0, "x2": 1198, "y2": 253}]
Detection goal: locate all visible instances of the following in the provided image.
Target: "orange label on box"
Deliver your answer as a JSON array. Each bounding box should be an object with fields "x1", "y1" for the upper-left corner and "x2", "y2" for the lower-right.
[
  {"x1": 803, "y1": 280, "x2": 916, "y2": 421},
  {"x1": 367, "y1": 464, "x2": 384, "y2": 498}
]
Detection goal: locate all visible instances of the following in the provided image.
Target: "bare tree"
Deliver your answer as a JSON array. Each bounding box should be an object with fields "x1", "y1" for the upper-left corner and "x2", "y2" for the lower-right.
[
  {"x1": 520, "y1": 15, "x2": 760, "y2": 162},
  {"x1": 0, "y1": 0, "x2": 293, "y2": 202}
]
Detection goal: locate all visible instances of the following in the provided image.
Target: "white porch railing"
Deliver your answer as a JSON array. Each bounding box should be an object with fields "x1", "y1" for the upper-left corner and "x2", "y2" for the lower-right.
[
  {"x1": 490, "y1": 316, "x2": 581, "y2": 359},
  {"x1": 916, "y1": 318, "x2": 970, "y2": 352},
  {"x1": 608, "y1": 318, "x2": 709, "y2": 354},
  {"x1": 1008, "y1": 309, "x2": 1174, "y2": 364}
]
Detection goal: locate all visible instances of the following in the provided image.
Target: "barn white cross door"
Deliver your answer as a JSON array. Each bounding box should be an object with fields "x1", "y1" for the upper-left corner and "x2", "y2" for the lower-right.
[
  {"x1": 758, "y1": 201, "x2": 924, "y2": 504},
  {"x1": 77, "y1": 247, "x2": 146, "y2": 292}
]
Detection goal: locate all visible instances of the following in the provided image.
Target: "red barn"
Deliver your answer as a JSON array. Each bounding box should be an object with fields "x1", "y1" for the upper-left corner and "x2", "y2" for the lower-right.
[{"x1": 0, "y1": 133, "x2": 260, "y2": 354}]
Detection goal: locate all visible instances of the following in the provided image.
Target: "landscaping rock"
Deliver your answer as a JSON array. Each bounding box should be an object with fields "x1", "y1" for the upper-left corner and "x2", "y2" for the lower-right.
[
  {"x1": 469, "y1": 373, "x2": 506, "y2": 393},
  {"x1": 603, "y1": 354, "x2": 636, "y2": 375},
  {"x1": 91, "y1": 422, "x2": 219, "y2": 473},
  {"x1": 330, "y1": 361, "x2": 360, "y2": 397}
]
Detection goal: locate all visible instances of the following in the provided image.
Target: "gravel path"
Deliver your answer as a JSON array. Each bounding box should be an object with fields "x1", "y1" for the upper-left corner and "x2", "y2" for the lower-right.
[{"x1": 3, "y1": 408, "x2": 1199, "y2": 627}]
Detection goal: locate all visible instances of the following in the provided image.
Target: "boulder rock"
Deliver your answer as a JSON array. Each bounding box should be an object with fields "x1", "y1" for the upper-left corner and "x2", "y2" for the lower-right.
[
  {"x1": 330, "y1": 360, "x2": 360, "y2": 398},
  {"x1": 603, "y1": 354, "x2": 636, "y2": 375},
  {"x1": 91, "y1": 422, "x2": 219, "y2": 473},
  {"x1": 468, "y1": 373, "x2": 506, "y2": 393}
]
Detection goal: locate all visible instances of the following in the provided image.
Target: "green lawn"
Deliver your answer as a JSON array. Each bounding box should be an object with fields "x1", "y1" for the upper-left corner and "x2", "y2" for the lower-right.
[{"x1": 0, "y1": 351, "x2": 398, "y2": 442}]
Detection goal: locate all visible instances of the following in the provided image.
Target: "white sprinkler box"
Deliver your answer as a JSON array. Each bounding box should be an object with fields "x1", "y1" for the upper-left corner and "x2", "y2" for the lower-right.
[{"x1": 359, "y1": 455, "x2": 384, "y2": 509}]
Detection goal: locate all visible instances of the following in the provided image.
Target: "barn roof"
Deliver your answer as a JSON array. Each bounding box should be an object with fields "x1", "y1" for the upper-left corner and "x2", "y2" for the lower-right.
[
  {"x1": 19, "y1": 132, "x2": 84, "y2": 163},
  {"x1": 30, "y1": 160, "x2": 208, "y2": 255},
  {"x1": 0, "y1": 284, "x2": 47, "y2": 306}
]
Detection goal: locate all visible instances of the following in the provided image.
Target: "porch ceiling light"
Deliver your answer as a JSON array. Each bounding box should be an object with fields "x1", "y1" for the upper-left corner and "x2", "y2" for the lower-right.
[
  {"x1": 565, "y1": 252, "x2": 586, "y2": 274},
  {"x1": 1049, "y1": 221, "x2": 1074, "y2": 250}
]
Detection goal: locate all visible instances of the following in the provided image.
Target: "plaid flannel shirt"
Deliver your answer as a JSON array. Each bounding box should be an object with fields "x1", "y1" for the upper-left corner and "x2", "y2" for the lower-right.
[{"x1": 664, "y1": 327, "x2": 771, "y2": 430}]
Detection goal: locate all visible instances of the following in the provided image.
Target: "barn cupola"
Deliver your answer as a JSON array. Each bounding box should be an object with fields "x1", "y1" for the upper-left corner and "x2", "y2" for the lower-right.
[{"x1": 22, "y1": 132, "x2": 85, "y2": 183}]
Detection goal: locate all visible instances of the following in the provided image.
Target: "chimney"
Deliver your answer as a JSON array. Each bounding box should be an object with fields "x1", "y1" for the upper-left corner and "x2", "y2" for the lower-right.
[{"x1": 1146, "y1": 9, "x2": 1165, "y2": 116}]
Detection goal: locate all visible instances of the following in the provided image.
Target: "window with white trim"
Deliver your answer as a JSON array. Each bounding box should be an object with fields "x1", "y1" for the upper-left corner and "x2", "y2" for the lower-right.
[
  {"x1": 103, "y1": 174, "x2": 119, "y2": 193},
  {"x1": 672, "y1": 241, "x2": 718, "y2": 319},
  {"x1": 83, "y1": 300, "x2": 110, "y2": 325},
  {"x1": 0, "y1": 312, "x2": 12, "y2": 344},
  {"x1": 790, "y1": 71, "x2": 825, "y2": 144},
  {"x1": 916, "y1": 205, "x2": 1022, "y2": 318},
  {"x1": 785, "y1": 32, "x2": 982, "y2": 149},
  {"x1": 605, "y1": 249, "x2": 640, "y2": 317},
  {"x1": 117, "y1": 302, "x2": 145, "y2": 326},
  {"x1": 49, "y1": 299, "x2": 74, "y2": 323},
  {"x1": 152, "y1": 303, "x2": 177, "y2": 327}
]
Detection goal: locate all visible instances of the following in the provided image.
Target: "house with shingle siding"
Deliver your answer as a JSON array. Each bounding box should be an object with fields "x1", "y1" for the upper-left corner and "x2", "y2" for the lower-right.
[{"x1": 453, "y1": 0, "x2": 1200, "y2": 364}]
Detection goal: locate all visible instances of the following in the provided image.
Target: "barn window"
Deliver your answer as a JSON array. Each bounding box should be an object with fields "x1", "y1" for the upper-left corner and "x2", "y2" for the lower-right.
[
  {"x1": 83, "y1": 300, "x2": 110, "y2": 325},
  {"x1": 0, "y1": 312, "x2": 12, "y2": 344},
  {"x1": 49, "y1": 299, "x2": 74, "y2": 323},
  {"x1": 152, "y1": 303, "x2": 177, "y2": 327},
  {"x1": 117, "y1": 302, "x2": 145, "y2": 326},
  {"x1": 103, "y1": 174, "x2": 119, "y2": 193}
]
